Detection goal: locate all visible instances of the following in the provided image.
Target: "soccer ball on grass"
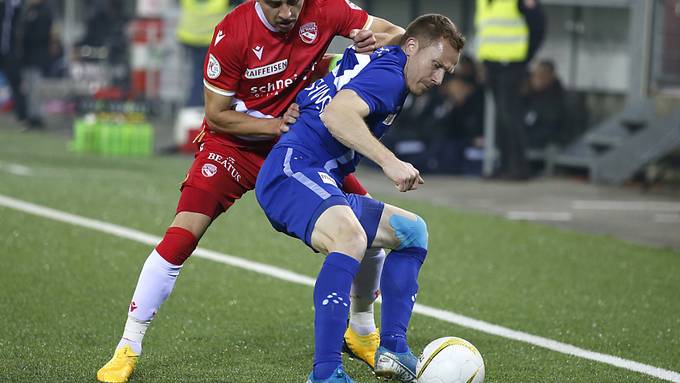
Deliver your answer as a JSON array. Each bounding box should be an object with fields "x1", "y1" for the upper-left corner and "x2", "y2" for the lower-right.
[{"x1": 416, "y1": 336, "x2": 485, "y2": 383}]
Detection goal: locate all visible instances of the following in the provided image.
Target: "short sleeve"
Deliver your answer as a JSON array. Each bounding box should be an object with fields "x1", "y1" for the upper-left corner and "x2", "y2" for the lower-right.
[
  {"x1": 342, "y1": 63, "x2": 405, "y2": 115},
  {"x1": 326, "y1": 0, "x2": 371, "y2": 38},
  {"x1": 203, "y1": 21, "x2": 244, "y2": 97}
]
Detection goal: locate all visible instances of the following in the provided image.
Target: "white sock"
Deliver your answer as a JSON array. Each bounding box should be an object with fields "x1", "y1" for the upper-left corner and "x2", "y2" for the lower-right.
[
  {"x1": 349, "y1": 248, "x2": 386, "y2": 335},
  {"x1": 349, "y1": 304, "x2": 376, "y2": 336},
  {"x1": 117, "y1": 249, "x2": 182, "y2": 353},
  {"x1": 118, "y1": 317, "x2": 148, "y2": 354}
]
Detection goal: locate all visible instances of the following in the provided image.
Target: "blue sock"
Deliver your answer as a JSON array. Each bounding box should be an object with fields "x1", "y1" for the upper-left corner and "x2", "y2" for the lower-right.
[
  {"x1": 313, "y1": 252, "x2": 360, "y2": 380},
  {"x1": 380, "y1": 247, "x2": 427, "y2": 353}
]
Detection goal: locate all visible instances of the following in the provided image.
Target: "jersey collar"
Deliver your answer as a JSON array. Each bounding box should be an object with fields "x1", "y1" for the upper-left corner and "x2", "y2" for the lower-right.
[{"x1": 254, "y1": 1, "x2": 279, "y2": 33}]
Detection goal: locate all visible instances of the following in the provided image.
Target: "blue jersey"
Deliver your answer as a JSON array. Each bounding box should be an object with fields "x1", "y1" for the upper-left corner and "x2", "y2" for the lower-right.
[{"x1": 275, "y1": 45, "x2": 408, "y2": 185}]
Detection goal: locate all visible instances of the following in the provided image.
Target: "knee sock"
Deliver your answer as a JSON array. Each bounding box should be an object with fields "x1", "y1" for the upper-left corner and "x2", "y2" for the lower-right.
[
  {"x1": 313, "y1": 252, "x2": 360, "y2": 380},
  {"x1": 349, "y1": 248, "x2": 385, "y2": 335},
  {"x1": 379, "y1": 247, "x2": 427, "y2": 354},
  {"x1": 117, "y1": 227, "x2": 197, "y2": 354}
]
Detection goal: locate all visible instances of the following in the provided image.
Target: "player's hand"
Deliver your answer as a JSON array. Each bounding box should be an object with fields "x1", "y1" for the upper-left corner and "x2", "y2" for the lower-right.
[
  {"x1": 350, "y1": 29, "x2": 377, "y2": 54},
  {"x1": 381, "y1": 158, "x2": 424, "y2": 192},
  {"x1": 277, "y1": 103, "x2": 300, "y2": 134}
]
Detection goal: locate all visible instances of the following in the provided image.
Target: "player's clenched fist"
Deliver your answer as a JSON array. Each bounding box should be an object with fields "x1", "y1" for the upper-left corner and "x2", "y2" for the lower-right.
[
  {"x1": 381, "y1": 158, "x2": 424, "y2": 192},
  {"x1": 278, "y1": 103, "x2": 300, "y2": 134},
  {"x1": 350, "y1": 29, "x2": 378, "y2": 53}
]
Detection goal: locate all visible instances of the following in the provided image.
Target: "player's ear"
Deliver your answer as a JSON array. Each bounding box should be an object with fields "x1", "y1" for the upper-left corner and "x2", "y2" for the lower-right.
[{"x1": 403, "y1": 37, "x2": 419, "y2": 57}]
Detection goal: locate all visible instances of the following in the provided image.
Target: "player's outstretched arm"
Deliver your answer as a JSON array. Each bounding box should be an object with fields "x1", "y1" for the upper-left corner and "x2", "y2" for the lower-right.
[
  {"x1": 204, "y1": 88, "x2": 296, "y2": 137},
  {"x1": 350, "y1": 17, "x2": 405, "y2": 53},
  {"x1": 321, "y1": 89, "x2": 423, "y2": 192},
  {"x1": 369, "y1": 17, "x2": 405, "y2": 47}
]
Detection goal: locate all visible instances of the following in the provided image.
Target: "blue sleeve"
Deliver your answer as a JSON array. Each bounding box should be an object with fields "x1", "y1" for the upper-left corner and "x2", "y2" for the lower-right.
[{"x1": 342, "y1": 62, "x2": 405, "y2": 115}]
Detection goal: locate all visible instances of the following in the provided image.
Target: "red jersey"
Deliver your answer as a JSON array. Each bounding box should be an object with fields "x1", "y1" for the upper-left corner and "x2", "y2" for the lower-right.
[{"x1": 201, "y1": 0, "x2": 370, "y2": 147}]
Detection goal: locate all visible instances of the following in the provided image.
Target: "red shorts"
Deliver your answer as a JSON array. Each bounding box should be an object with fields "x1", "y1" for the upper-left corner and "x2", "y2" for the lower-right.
[{"x1": 177, "y1": 132, "x2": 368, "y2": 219}]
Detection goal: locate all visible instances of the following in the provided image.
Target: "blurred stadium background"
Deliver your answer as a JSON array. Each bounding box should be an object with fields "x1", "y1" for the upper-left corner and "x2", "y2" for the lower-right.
[
  {"x1": 2, "y1": 0, "x2": 680, "y2": 184},
  {"x1": 1, "y1": 0, "x2": 679, "y2": 382}
]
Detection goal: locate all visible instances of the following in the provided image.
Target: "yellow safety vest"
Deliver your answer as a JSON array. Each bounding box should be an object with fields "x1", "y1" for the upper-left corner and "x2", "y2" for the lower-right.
[
  {"x1": 476, "y1": 0, "x2": 529, "y2": 62},
  {"x1": 177, "y1": 0, "x2": 230, "y2": 46}
]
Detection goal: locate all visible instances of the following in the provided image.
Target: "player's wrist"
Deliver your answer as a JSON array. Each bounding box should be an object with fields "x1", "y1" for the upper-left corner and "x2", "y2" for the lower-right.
[
  {"x1": 269, "y1": 118, "x2": 284, "y2": 135},
  {"x1": 377, "y1": 152, "x2": 399, "y2": 169}
]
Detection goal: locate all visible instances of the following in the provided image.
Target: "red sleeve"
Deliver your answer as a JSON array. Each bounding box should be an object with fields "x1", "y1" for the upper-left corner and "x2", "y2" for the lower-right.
[
  {"x1": 203, "y1": 18, "x2": 244, "y2": 97},
  {"x1": 341, "y1": 173, "x2": 368, "y2": 195},
  {"x1": 327, "y1": 0, "x2": 371, "y2": 38}
]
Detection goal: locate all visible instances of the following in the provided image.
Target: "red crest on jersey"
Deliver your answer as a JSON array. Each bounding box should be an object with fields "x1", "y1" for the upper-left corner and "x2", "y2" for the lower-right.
[{"x1": 299, "y1": 22, "x2": 318, "y2": 44}]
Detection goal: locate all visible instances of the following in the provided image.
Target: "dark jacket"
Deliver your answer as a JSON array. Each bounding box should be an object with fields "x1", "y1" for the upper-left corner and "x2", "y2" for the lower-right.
[
  {"x1": 523, "y1": 79, "x2": 566, "y2": 148},
  {"x1": 0, "y1": 0, "x2": 22, "y2": 58},
  {"x1": 20, "y1": 1, "x2": 53, "y2": 69},
  {"x1": 518, "y1": 0, "x2": 547, "y2": 63}
]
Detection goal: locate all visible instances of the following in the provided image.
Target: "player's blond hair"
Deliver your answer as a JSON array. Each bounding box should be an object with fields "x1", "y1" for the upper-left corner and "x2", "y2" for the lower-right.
[{"x1": 401, "y1": 14, "x2": 466, "y2": 51}]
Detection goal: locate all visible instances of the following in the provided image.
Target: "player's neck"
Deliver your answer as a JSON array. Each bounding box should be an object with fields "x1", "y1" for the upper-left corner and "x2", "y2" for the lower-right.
[
  {"x1": 254, "y1": 1, "x2": 280, "y2": 33},
  {"x1": 254, "y1": 1, "x2": 297, "y2": 34}
]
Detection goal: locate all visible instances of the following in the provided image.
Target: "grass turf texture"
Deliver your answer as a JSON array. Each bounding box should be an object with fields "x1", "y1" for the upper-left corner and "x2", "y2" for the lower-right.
[{"x1": 0, "y1": 130, "x2": 678, "y2": 382}]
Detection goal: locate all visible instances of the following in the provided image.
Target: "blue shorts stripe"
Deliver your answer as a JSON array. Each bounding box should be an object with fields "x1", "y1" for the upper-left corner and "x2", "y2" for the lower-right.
[{"x1": 283, "y1": 147, "x2": 331, "y2": 200}]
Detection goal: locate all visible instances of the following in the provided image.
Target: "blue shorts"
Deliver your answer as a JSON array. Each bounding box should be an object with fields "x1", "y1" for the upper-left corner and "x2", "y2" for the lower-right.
[{"x1": 255, "y1": 146, "x2": 384, "y2": 249}]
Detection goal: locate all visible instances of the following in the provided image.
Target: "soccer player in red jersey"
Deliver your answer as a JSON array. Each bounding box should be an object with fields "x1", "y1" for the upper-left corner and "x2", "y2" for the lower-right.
[{"x1": 96, "y1": 1, "x2": 404, "y2": 382}]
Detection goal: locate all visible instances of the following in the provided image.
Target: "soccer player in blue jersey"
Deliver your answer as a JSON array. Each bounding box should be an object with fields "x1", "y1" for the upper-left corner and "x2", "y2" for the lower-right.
[{"x1": 255, "y1": 14, "x2": 465, "y2": 383}]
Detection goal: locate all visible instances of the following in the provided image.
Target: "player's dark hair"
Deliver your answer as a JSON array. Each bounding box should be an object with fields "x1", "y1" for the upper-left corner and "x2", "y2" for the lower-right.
[{"x1": 401, "y1": 14, "x2": 466, "y2": 51}]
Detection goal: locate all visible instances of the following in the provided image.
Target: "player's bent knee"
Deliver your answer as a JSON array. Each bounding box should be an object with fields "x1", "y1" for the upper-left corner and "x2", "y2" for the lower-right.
[
  {"x1": 335, "y1": 222, "x2": 368, "y2": 257},
  {"x1": 171, "y1": 211, "x2": 212, "y2": 239},
  {"x1": 325, "y1": 220, "x2": 367, "y2": 258},
  {"x1": 389, "y1": 214, "x2": 428, "y2": 251},
  {"x1": 155, "y1": 227, "x2": 198, "y2": 266}
]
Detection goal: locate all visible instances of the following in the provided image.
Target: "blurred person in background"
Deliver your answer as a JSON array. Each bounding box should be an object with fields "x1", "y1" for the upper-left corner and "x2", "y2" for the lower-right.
[
  {"x1": 522, "y1": 59, "x2": 566, "y2": 150},
  {"x1": 77, "y1": 0, "x2": 129, "y2": 65},
  {"x1": 176, "y1": 0, "x2": 230, "y2": 107},
  {"x1": 18, "y1": 0, "x2": 52, "y2": 129},
  {"x1": 422, "y1": 56, "x2": 484, "y2": 175},
  {"x1": 475, "y1": 0, "x2": 546, "y2": 180},
  {"x1": 442, "y1": 57, "x2": 485, "y2": 175},
  {"x1": 45, "y1": 31, "x2": 66, "y2": 78},
  {"x1": 0, "y1": 0, "x2": 26, "y2": 125}
]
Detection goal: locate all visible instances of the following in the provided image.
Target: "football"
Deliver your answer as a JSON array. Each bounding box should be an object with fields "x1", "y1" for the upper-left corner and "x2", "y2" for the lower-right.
[{"x1": 416, "y1": 337, "x2": 485, "y2": 383}]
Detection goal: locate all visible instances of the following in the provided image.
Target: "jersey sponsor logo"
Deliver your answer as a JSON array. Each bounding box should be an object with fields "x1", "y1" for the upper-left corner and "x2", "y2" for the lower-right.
[
  {"x1": 252, "y1": 45, "x2": 264, "y2": 60},
  {"x1": 201, "y1": 163, "x2": 218, "y2": 177},
  {"x1": 207, "y1": 54, "x2": 221, "y2": 79},
  {"x1": 345, "y1": 0, "x2": 362, "y2": 10},
  {"x1": 215, "y1": 30, "x2": 225, "y2": 46},
  {"x1": 318, "y1": 172, "x2": 337, "y2": 187},
  {"x1": 245, "y1": 59, "x2": 288, "y2": 79},
  {"x1": 207, "y1": 153, "x2": 242, "y2": 182},
  {"x1": 299, "y1": 22, "x2": 318, "y2": 44},
  {"x1": 250, "y1": 73, "x2": 299, "y2": 97}
]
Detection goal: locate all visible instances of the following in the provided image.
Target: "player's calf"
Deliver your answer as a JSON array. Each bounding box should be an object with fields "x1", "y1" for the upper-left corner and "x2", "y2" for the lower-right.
[{"x1": 371, "y1": 207, "x2": 429, "y2": 374}]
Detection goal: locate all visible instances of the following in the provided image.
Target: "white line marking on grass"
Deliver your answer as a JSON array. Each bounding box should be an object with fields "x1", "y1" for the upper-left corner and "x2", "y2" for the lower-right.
[
  {"x1": 1, "y1": 194, "x2": 679, "y2": 383},
  {"x1": 506, "y1": 211, "x2": 573, "y2": 222},
  {"x1": 573, "y1": 200, "x2": 680, "y2": 213},
  {"x1": 654, "y1": 214, "x2": 680, "y2": 224},
  {"x1": 0, "y1": 161, "x2": 32, "y2": 176}
]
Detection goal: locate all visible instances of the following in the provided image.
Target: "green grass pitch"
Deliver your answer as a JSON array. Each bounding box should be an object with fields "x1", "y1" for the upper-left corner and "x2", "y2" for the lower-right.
[{"x1": 0, "y1": 130, "x2": 678, "y2": 382}]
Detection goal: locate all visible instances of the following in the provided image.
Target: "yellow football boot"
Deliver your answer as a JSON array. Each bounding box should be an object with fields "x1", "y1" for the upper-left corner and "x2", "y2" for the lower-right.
[
  {"x1": 343, "y1": 327, "x2": 380, "y2": 368},
  {"x1": 96, "y1": 345, "x2": 139, "y2": 383}
]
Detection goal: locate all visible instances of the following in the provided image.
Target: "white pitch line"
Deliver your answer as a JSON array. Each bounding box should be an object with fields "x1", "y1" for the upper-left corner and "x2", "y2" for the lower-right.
[
  {"x1": 654, "y1": 214, "x2": 680, "y2": 224},
  {"x1": 573, "y1": 200, "x2": 680, "y2": 213},
  {"x1": 506, "y1": 211, "x2": 573, "y2": 222},
  {"x1": 1, "y1": 194, "x2": 679, "y2": 383},
  {"x1": 0, "y1": 161, "x2": 33, "y2": 176}
]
